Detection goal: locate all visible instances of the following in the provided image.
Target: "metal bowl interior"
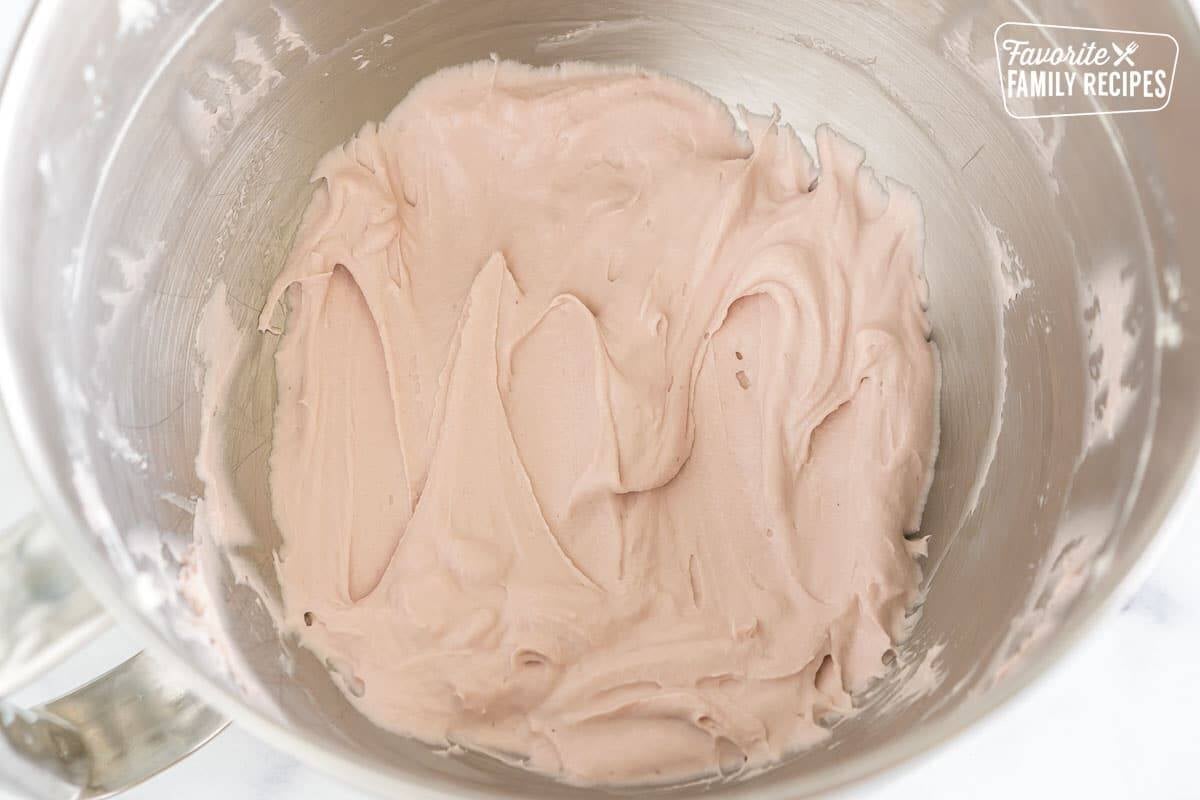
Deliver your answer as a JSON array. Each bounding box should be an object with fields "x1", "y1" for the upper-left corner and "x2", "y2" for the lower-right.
[{"x1": 0, "y1": 0, "x2": 1197, "y2": 797}]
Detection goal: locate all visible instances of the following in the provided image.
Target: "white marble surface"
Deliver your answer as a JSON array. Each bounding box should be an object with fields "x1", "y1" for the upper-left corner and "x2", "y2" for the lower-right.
[{"x1": 2, "y1": 2, "x2": 1198, "y2": 797}]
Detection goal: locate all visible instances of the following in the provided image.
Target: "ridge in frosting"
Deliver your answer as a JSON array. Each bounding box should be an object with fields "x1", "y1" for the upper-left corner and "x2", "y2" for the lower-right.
[{"x1": 250, "y1": 60, "x2": 937, "y2": 786}]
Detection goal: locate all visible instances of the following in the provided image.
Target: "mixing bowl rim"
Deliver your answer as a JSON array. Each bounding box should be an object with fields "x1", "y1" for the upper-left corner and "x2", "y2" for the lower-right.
[{"x1": 0, "y1": 0, "x2": 1197, "y2": 797}]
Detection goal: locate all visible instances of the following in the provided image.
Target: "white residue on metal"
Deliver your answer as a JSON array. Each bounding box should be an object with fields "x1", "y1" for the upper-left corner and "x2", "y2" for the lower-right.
[
  {"x1": 161, "y1": 491, "x2": 198, "y2": 515},
  {"x1": 97, "y1": 239, "x2": 165, "y2": 353},
  {"x1": 124, "y1": 523, "x2": 181, "y2": 614},
  {"x1": 96, "y1": 398, "x2": 149, "y2": 471},
  {"x1": 1158, "y1": 310, "x2": 1183, "y2": 350},
  {"x1": 535, "y1": 18, "x2": 654, "y2": 51},
  {"x1": 81, "y1": 63, "x2": 106, "y2": 121},
  {"x1": 108, "y1": 241, "x2": 162, "y2": 299},
  {"x1": 231, "y1": 27, "x2": 285, "y2": 112},
  {"x1": 271, "y1": 3, "x2": 317, "y2": 60},
  {"x1": 1157, "y1": 263, "x2": 1183, "y2": 350},
  {"x1": 54, "y1": 362, "x2": 142, "y2": 582},
  {"x1": 117, "y1": 0, "x2": 159, "y2": 37},
  {"x1": 1030, "y1": 116, "x2": 1065, "y2": 193},
  {"x1": 176, "y1": 24, "x2": 290, "y2": 164},
  {"x1": 175, "y1": 90, "x2": 220, "y2": 165},
  {"x1": 1082, "y1": 258, "x2": 1141, "y2": 449},
  {"x1": 109, "y1": 239, "x2": 164, "y2": 294},
  {"x1": 1164, "y1": 263, "x2": 1182, "y2": 304},
  {"x1": 979, "y1": 214, "x2": 1033, "y2": 309},
  {"x1": 70, "y1": 458, "x2": 139, "y2": 578}
]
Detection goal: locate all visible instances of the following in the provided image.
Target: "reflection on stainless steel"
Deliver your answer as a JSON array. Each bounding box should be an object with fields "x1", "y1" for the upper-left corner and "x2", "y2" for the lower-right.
[
  {"x1": 39, "y1": 653, "x2": 228, "y2": 799},
  {"x1": 0, "y1": 514, "x2": 107, "y2": 695},
  {"x1": 0, "y1": 0, "x2": 1196, "y2": 797},
  {"x1": 0, "y1": 654, "x2": 227, "y2": 799},
  {"x1": 0, "y1": 700, "x2": 89, "y2": 800},
  {"x1": 0, "y1": 513, "x2": 226, "y2": 797}
]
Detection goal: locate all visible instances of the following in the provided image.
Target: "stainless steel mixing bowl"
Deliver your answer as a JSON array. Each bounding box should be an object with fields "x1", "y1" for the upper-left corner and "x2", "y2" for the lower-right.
[{"x1": 1, "y1": 0, "x2": 1197, "y2": 797}]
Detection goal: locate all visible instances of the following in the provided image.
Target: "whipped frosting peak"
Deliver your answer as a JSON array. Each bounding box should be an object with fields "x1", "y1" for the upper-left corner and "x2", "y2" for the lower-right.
[{"x1": 256, "y1": 60, "x2": 937, "y2": 786}]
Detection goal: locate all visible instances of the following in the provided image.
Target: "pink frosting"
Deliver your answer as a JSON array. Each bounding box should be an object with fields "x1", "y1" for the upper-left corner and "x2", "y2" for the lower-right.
[{"x1": 256, "y1": 60, "x2": 937, "y2": 785}]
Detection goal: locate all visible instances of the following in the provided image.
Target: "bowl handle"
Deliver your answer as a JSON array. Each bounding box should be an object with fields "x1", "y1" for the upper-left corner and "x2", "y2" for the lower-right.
[{"x1": 0, "y1": 514, "x2": 227, "y2": 798}]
